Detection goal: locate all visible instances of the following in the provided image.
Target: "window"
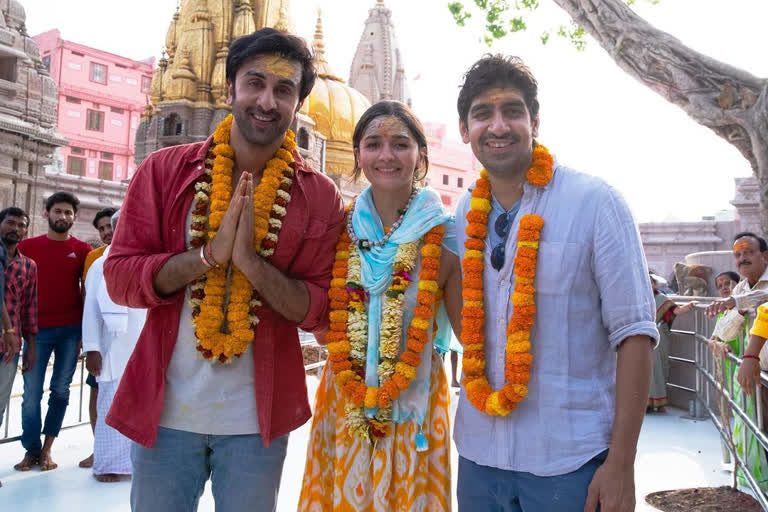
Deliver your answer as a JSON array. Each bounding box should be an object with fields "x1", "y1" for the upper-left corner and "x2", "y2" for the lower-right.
[
  {"x1": 141, "y1": 75, "x2": 152, "y2": 93},
  {"x1": 442, "y1": 175, "x2": 449, "y2": 185},
  {"x1": 115, "y1": 63, "x2": 127, "y2": 69},
  {"x1": 71, "y1": 146, "x2": 84, "y2": 155},
  {"x1": 163, "y1": 114, "x2": 184, "y2": 136},
  {"x1": 90, "y1": 62, "x2": 107, "y2": 84},
  {"x1": 0, "y1": 57, "x2": 17, "y2": 82},
  {"x1": 298, "y1": 128, "x2": 309, "y2": 150},
  {"x1": 65, "y1": 96, "x2": 80, "y2": 104},
  {"x1": 42, "y1": 55, "x2": 51, "y2": 71},
  {"x1": 99, "y1": 161, "x2": 114, "y2": 180},
  {"x1": 67, "y1": 156, "x2": 85, "y2": 176},
  {"x1": 101, "y1": 152, "x2": 113, "y2": 160},
  {"x1": 86, "y1": 109, "x2": 104, "y2": 131},
  {"x1": 110, "y1": 106, "x2": 124, "y2": 114},
  {"x1": 457, "y1": 177, "x2": 464, "y2": 188}
]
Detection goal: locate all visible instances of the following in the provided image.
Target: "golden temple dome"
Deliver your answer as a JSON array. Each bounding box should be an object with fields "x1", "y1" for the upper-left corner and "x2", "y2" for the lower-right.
[{"x1": 306, "y1": 11, "x2": 370, "y2": 178}]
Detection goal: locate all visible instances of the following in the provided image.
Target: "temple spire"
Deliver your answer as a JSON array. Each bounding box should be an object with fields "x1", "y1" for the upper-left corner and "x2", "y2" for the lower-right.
[{"x1": 313, "y1": 9, "x2": 342, "y2": 82}]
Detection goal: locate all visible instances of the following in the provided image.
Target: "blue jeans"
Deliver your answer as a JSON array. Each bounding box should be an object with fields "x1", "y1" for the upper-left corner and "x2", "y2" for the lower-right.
[
  {"x1": 20, "y1": 324, "x2": 81, "y2": 456},
  {"x1": 130, "y1": 427, "x2": 289, "y2": 512},
  {"x1": 457, "y1": 450, "x2": 609, "y2": 512}
]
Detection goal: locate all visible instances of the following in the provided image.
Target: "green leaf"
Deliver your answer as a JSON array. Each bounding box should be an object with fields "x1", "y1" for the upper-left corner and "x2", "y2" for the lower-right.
[{"x1": 448, "y1": 2, "x2": 472, "y2": 26}]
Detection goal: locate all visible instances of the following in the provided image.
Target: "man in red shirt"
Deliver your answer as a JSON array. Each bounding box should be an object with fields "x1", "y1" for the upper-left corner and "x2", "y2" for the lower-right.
[
  {"x1": 104, "y1": 28, "x2": 344, "y2": 511},
  {"x1": 14, "y1": 192, "x2": 91, "y2": 472}
]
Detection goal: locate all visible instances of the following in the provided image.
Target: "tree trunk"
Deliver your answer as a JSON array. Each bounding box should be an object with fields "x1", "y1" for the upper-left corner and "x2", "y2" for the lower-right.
[{"x1": 552, "y1": 0, "x2": 768, "y2": 231}]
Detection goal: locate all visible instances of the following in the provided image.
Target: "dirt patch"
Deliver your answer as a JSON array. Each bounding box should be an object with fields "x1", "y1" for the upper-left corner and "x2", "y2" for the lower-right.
[{"x1": 645, "y1": 486, "x2": 761, "y2": 511}]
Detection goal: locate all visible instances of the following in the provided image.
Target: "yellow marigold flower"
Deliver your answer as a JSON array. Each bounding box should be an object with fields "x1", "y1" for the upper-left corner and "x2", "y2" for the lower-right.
[
  {"x1": 506, "y1": 341, "x2": 531, "y2": 353},
  {"x1": 511, "y1": 293, "x2": 535, "y2": 306},
  {"x1": 517, "y1": 240, "x2": 539, "y2": 249},
  {"x1": 488, "y1": 392, "x2": 511, "y2": 416},
  {"x1": 470, "y1": 197, "x2": 492, "y2": 213},
  {"x1": 465, "y1": 249, "x2": 484, "y2": 260},
  {"x1": 418, "y1": 280, "x2": 438, "y2": 293},
  {"x1": 364, "y1": 387, "x2": 378, "y2": 409},
  {"x1": 395, "y1": 362, "x2": 417, "y2": 381},
  {"x1": 410, "y1": 317, "x2": 430, "y2": 331},
  {"x1": 506, "y1": 331, "x2": 529, "y2": 343},
  {"x1": 334, "y1": 370, "x2": 357, "y2": 386}
]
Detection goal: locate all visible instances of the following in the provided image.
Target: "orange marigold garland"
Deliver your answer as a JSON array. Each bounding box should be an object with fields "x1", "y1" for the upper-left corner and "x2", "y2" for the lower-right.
[
  {"x1": 327, "y1": 211, "x2": 446, "y2": 441},
  {"x1": 461, "y1": 143, "x2": 553, "y2": 415},
  {"x1": 189, "y1": 114, "x2": 297, "y2": 363}
]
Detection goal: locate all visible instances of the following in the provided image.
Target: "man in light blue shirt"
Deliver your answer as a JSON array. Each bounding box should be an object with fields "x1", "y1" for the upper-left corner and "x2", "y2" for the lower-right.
[{"x1": 452, "y1": 55, "x2": 658, "y2": 512}]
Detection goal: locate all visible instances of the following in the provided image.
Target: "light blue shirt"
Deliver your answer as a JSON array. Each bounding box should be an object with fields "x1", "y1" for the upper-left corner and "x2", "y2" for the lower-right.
[{"x1": 454, "y1": 162, "x2": 659, "y2": 476}]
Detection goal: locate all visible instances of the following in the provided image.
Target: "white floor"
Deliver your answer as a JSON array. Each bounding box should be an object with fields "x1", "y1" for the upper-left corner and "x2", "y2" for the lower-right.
[{"x1": 0, "y1": 368, "x2": 736, "y2": 511}]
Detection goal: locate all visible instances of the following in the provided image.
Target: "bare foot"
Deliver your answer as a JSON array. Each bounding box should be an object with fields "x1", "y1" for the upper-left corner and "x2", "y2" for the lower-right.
[
  {"x1": 451, "y1": 380, "x2": 461, "y2": 388},
  {"x1": 79, "y1": 454, "x2": 94, "y2": 468},
  {"x1": 39, "y1": 451, "x2": 58, "y2": 471},
  {"x1": 94, "y1": 473, "x2": 121, "y2": 483},
  {"x1": 14, "y1": 454, "x2": 39, "y2": 471}
]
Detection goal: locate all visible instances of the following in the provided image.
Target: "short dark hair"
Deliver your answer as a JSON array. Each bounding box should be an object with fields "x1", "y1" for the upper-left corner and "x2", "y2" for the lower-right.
[
  {"x1": 351, "y1": 100, "x2": 429, "y2": 183},
  {"x1": 716, "y1": 271, "x2": 740, "y2": 283},
  {"x1": 92, "y1": 207, "x2": 118, "y2": 229},
  {"x1": 226, "y1": 28, "x2": 316, "y2": 104},
  {"x1": 734, "y1": 232, "x2": 768, "y2": 252},
  {"x1": 45, "y1": 191, "x2": 80, "y2": 213},
  {"x1": 457, "y1": 54, "x2": 539, "y2": 125},
  {"x1": 0, "y1": 206, "x2": 29, "y2": 226}
]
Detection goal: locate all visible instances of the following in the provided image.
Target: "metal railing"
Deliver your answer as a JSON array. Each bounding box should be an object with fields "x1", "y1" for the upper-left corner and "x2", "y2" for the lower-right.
[
  {"x1": 670, "y1": 299, "x2": 768, "y2": 510},
  {"x1": 1, "y1": 331, "x2": 327, "y2": 445}
]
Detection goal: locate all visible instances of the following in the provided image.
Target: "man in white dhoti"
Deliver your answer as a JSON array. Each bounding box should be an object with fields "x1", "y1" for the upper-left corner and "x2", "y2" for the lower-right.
[{"x1": 83, "y1": 211, "x2": 146, "y2": 482}]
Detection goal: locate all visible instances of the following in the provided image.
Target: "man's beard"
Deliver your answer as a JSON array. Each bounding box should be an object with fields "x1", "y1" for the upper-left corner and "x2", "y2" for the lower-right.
[
  {"x1": 1, "y1": 233, "x2": 19, "y2": 246},
  {"x1": 49, "y1": 218, "x2": 73, "y2": 234}
]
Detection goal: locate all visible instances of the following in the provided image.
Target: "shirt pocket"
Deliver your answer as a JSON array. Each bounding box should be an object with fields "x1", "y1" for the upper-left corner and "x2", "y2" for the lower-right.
[
  {"x1": 534, "y1": 241, "x2": 588, "y2": 296},
  {"x1": 274, "y1": 216, "x2": 328, "y2": 271}
]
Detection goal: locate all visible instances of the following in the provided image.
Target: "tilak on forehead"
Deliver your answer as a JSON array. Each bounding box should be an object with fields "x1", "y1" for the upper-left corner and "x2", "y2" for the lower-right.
[
  {"x1": 365, "y1": 116, "x2": 412, "y2": 139},
  {"x1": 261, "y1": 54, "x2": 299, "y2": 80},
  {"x1": 734, "y1": 240, "x2": 752, "y2": 252}
]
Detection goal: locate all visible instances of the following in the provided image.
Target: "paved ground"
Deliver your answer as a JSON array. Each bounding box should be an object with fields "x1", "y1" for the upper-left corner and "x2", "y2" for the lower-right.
[{"x1": 0, "y1": 363, "x2": 737, "y2": 511}]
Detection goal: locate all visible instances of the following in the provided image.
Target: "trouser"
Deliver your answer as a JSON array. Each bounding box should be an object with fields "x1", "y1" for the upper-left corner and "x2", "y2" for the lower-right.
[
  {"x1": 20, "y1": 324, "x2": 80, "y2": 456},
  {"x1": 130, "y1": 426, "x2": 289, "y2": 512}
]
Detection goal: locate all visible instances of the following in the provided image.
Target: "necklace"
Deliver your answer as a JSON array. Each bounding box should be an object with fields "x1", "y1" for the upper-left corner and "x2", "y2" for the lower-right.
[
  {"x1": 188, "y1": 114, "x2": 297, "y2": 363},
  {"x1": 346, "y1": 187, "x2": 419, "y2": 250},
  {"x1": 461, "y1": 143, "x2": 553, "y2": 415}
]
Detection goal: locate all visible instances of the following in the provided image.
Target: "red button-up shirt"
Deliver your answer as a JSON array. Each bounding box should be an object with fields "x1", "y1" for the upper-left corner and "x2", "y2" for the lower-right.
[{"x1": 104, "y1": 137, "x2": 344, "y2": 447}]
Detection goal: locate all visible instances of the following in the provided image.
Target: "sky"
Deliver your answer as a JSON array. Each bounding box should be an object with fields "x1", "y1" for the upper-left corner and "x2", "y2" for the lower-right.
[{"x1": 19, "y1": 0, "x2": 768, "y2": 223}]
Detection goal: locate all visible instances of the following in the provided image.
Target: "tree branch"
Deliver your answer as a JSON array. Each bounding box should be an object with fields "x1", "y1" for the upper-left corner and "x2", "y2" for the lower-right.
[{"x1": 553, "y1": 0, "x2": 767, "y2": 171}]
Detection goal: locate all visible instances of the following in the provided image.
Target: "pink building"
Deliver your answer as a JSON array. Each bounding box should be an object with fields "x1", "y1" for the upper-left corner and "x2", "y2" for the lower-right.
[
  {"x1": 424, "y1": 122, "x2": 479, "y2": 214},
  {"x1": 33, "y1": 30, "x2": 153, "y2": 182}
]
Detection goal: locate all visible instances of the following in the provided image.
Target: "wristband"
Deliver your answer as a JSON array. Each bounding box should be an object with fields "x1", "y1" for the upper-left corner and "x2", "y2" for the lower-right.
[
  {"x1": 743, "y1": 354, "x2": 760, "y2": 362},
  {"x1": 200, "y1": 245, "x2": 215, "y2": 269},
  {"x1": 205, "y1": 241, "x2": 221, "y2": 269}
]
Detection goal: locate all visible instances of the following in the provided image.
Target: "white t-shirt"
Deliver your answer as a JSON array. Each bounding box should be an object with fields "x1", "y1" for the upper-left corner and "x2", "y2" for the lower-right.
[{"x1": 158, "y1": 203, "x2": 259, "y2": 434}]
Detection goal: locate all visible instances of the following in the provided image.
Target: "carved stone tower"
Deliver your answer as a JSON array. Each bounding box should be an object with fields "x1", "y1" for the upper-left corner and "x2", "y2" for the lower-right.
[{"x1": 348, "y1": 0, "x2": 411, "y2": 107}]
